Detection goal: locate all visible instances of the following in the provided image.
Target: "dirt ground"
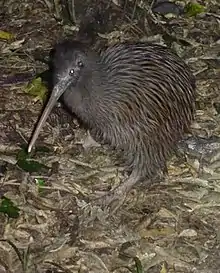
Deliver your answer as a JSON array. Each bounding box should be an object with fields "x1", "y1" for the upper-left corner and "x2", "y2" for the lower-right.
[{"x1": 0, "y1": 0, "x2": 220, "y2": 272}]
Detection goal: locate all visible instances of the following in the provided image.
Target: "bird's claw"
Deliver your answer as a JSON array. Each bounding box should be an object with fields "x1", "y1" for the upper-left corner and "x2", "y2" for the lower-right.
[
  {"x1": 91, "y1": 175, "x2": 139, "y2": 215},
  {"x1": 91, "y1": 187, "x2": 127, "y2": 215}
]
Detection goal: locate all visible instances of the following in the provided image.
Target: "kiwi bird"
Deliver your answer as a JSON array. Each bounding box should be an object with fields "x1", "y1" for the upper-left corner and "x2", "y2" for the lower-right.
[{"x1": 28, "y1": 40, "x2": 196, "y2": 212}]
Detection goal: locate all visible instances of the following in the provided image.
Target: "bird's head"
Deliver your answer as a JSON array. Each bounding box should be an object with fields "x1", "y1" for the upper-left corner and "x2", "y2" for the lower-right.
[{"x1": 28, "y1": 40, "x2": 94, "y2": 153}]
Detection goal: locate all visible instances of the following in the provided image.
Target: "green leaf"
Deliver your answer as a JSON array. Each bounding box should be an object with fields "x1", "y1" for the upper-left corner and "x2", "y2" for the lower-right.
[
  {"x1": 16, "y1": 148, "x2": 49, "y2": 173},
  {"x1": 24, "y1": 77, "x2": 48, "y2": 103},
  {"x1": 0, "y1": 197, "x2": 20, "y2": 218},
  {"x1": 0, "y1": 30, "x2": 14, "y2": 40},
  {"x1": 184, "y1": 2, "x2": 206, "y2": 17},
  {"x1": 17, "y1": 159, "x2": 48, "y2": 173},
  {"x1": 35, "y1": 178, "x2": 46, "y2": 192},
  {"x1": 16, "y1": 149, "x2": 30, "y2": 161},
  {"x1": 160, "y1": 263, "x2": 168, "y2": 273},
  {"x1": 133, "y1": 257, "x2": 143, "y2": 273}
]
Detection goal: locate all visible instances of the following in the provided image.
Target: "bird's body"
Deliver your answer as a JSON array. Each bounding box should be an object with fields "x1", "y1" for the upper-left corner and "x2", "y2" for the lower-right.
[
  {"x1": 54, "y1": 41, "x2": 196, "y2": 180},
  {"x1": 28, "y1": 40, "x2": 196, "y2": 211}
]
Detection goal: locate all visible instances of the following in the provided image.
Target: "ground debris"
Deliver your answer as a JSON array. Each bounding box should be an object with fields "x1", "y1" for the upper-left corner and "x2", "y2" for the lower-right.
[{"x1": 0, "y1": 0, "x2": 220, "y2": 272}]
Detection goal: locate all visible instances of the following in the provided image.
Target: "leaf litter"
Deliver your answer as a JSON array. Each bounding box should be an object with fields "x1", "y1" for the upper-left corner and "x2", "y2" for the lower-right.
[{"x1": 0, "y1": 0, "x2": 220, "y2": 272}]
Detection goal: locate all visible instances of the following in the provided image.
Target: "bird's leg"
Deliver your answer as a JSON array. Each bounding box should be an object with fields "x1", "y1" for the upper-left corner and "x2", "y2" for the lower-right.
[
  {"x1": 92, "y1": 172, "x2": 140, "y2": 214},
  {"x1": 82, "y1": 130, "x2": 101, "y2": 149}
]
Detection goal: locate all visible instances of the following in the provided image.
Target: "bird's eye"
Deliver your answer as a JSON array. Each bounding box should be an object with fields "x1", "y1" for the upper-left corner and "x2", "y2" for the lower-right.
[
  {"x1": 77, "y1": 60, "x2": 84, "y2": 68},
  {"x1": 69, "y1": 69, "x2": 75, "y2": 75}
]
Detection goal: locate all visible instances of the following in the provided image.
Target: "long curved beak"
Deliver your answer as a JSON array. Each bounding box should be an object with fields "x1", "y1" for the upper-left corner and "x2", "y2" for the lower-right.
[{"x1": 28, "y1": 78, "x2": 69, "y2": 153}]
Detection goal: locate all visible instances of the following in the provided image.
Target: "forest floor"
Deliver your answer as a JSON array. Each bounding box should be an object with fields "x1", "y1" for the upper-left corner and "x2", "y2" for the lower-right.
[{"x1": 0, "y1": 0, "x2": 220, "y2": 272}]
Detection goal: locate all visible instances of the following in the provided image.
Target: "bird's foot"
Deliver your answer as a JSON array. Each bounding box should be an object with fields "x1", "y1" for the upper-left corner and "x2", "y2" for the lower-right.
[
  {"x1": 82, "y1": 131, "x2": 101, "y2": 150},
  {"x1": 92, "y1": 187, "x2": 127, "y2": 215},
  {"x1": 91, "y1": 176, "x2": 138, "y2": 215}
]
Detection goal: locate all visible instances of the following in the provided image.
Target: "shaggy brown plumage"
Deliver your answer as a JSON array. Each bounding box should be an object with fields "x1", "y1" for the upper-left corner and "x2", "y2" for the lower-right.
[{"x1": 28, "y1": 40, "x2": 196, "y2": 211}]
